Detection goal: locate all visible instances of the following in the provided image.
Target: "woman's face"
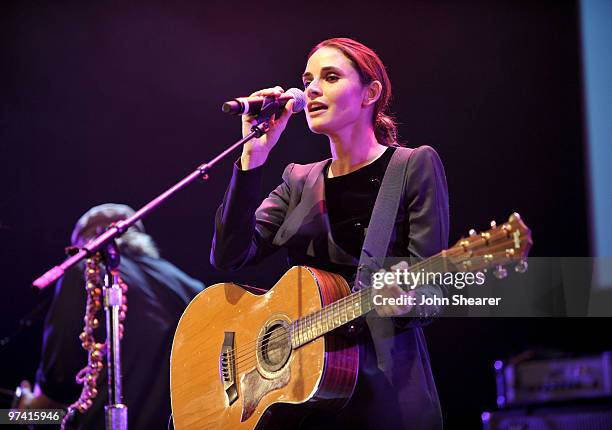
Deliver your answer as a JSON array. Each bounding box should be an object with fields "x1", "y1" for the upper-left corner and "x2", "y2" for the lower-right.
[{"x1": 302, "y1": 47, "x2": 368, "y2": 136}]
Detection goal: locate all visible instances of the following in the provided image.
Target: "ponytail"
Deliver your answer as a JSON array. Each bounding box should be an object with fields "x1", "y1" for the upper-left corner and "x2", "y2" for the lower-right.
[{"x1": 374, "y1": 112, "x2": 398, "y2": 147}]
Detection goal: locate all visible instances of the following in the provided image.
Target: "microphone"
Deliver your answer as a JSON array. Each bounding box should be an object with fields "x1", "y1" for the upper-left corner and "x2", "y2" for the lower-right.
[{"x1": 221, "y1": 88, "x2": 306, "y2": 115}]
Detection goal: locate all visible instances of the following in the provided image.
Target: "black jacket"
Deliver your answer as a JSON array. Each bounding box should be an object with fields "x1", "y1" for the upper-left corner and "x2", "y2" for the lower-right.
[
  {"x1": 37, "y1": 255, "x2": 203, "y2": 430},
  {"x1": 211, "y1": 146, "x2": 449, "y2": 430}
]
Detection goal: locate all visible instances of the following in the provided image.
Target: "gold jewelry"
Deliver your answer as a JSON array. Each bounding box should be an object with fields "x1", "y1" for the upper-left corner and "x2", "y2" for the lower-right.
[{"x1": 61, "y1": 254, "x2": 128, "y2": 430}]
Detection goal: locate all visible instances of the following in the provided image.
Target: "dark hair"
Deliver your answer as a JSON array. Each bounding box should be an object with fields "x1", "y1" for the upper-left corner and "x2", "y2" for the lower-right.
[
  {"x1": 71, "y1": 203, "x2": 160, "y2": 258},
  {"x1": 308, "y1": 37, "x2": 398, "y2": 146}
]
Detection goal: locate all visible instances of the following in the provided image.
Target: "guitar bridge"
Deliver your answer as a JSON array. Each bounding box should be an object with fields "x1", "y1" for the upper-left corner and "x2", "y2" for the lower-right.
[{"x1": 220, "y1": 331, "x2": 238, "y2": 405}]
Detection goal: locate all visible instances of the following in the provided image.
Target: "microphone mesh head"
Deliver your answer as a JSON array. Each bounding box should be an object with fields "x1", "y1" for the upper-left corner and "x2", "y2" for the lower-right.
[{"x1": 286, "y1": 88, "x2": 306, "y2": 113}]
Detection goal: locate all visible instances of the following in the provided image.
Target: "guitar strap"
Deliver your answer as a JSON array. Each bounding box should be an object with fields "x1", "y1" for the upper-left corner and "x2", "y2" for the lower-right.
[
  {"x1": 355, "y1": 146, "x2": 414, "y2": 290},
  {"x1": 355, "y1": 146, "x2": 414, "y2": 372}
]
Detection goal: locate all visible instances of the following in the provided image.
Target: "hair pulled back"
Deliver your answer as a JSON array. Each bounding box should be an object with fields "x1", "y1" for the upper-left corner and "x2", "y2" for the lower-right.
[{"x1": 308, "y1": 38, "x2": 398, "y2": 146}]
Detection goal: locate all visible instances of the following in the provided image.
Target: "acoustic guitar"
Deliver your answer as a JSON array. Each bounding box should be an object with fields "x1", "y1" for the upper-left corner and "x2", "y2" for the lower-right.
[{"x1": 170, "y1": 213, "x2": 532, "y2": 429}]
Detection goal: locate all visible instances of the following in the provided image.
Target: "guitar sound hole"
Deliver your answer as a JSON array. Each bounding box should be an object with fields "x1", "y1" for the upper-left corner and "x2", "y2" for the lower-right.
[{"x1": 257, "y1": 321, "x2": 291, "y2": 373}]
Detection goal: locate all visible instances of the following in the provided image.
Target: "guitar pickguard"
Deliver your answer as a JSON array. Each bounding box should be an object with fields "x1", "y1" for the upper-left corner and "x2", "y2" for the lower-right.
[{"x1": 240, "y1": 366, "x2": 290, "y2": 422}]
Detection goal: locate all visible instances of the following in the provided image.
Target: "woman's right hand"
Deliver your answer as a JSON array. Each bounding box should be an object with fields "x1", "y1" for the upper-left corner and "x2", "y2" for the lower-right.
[{"x1": 240, "y1": 86, "x2": 295, "y2": 170}]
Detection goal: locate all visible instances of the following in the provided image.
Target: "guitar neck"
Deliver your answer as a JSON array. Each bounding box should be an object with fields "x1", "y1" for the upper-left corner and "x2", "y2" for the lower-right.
[
  {"x1": 290, "y1": 253, "x2": 449, "y2": 349},
  {"x1": 289, "y1": 211, "x2": 533, "y2": 349}
]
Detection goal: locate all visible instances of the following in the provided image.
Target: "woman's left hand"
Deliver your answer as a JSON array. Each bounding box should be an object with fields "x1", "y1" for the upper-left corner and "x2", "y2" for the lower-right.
[{"x1": 374, "y1": 261, "x2": 416, "y2": 317}]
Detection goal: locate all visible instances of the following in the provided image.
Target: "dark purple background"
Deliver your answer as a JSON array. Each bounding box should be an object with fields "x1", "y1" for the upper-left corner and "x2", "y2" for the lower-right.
[{"x1": 1, "y1": 1, "x2": 606, "y2": 428}]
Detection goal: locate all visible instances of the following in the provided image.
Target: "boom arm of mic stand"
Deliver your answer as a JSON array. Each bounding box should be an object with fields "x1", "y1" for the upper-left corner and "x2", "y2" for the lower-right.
[{"x1": 32, "y1": 122, "x2": 270, "y2": 290}]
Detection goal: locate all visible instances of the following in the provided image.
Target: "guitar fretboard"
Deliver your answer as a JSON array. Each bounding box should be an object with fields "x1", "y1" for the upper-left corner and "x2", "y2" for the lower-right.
[{"x1": 289, "y1": 253, "x2": 450, "y2": 349}]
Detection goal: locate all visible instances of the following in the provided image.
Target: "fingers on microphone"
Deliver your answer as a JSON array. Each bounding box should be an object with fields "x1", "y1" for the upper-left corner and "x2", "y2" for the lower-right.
[
  {"x1": 242, "y1": 114, "x2": 257, "y2": 125},
  {"x1": 286, "y1": 98, "x2": 295, "y2": 111},
  {"x1": 273, "y1": 99, "x2": 294, "y2": 128},
  {"x1": 282, "y1": 99, "x2": 295, "y2": 117},
  {"x1": 250, "y1": 86, "x2": 285, "y2": 98}
]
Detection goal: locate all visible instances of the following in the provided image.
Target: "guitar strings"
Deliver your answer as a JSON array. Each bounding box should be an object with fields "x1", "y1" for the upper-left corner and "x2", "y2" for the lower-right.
[
  {"x1": 228, "y1": 284, "x2": 370, "y2": 364},
  {"x1": 220, "y1": 290, "x2": 368, "y2": 374},
  {"x1": 213, "y1": 255, "x2": 426, "y2": 368},
  {"x1": 224, "y1": 253, "x2": 444, "y2": 361},
  {"x1": 229, "y1": 288, "x2": 368, "y2": 369},
  {"x1": 218, "y1": 279, "x2": 365, "y2": 364},
  {"x1": 192, "y1": 236, "x2": 522, "y2": 380},
  {"x1": 224, "y1": 248, "x2": 460, "y2": 363},
  {"x1": 210, "y1": 235, "x2": 518, "y2": 367},
  {"x1": 221, "y1": 249, "x2": 455, "y2": 364}
]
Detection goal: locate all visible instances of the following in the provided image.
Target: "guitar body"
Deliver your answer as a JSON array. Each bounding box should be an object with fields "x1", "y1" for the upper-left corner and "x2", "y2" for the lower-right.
[
  {"x1": 170, "y1": 266, "x2": 359, "y2": 429},
  {"x1": 170, "y1": 214, "x2": 533, "y2": 428}
]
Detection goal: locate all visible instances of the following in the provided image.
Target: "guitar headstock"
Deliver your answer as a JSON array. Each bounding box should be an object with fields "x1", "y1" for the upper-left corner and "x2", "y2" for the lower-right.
[{"x1": 446, "y1": 213, "x2": 532, "y2": 278}]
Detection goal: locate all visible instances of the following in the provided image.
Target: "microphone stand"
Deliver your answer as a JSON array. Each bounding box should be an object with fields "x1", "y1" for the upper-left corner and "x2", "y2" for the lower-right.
[
  {"x1": 101, "y1": 240, "x2": 127, "y2": 430},
  {"x1": 31, "y1": 96, "x2": 281, "y2": 430}
]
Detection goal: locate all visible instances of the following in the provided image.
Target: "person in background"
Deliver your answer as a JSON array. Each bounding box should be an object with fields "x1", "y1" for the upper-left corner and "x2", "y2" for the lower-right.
[{"x1": 18, "y1": 203, "x2": 204, "y2": 429}]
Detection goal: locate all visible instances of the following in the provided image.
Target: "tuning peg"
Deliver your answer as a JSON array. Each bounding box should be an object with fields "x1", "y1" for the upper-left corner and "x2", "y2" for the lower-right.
[
  {"x1": 469, "y1": 229, "x2": 477, "y2": 237},
  {"x1": 502, "y1": 224, "x2": 512, "y2": 236},
  {"x1": 514, "y1": 259, "x2": 528, "y2": 273},
  {"x1": 490, "y1": 220, "x2": 497, "y2": 229},
  {"x1": 493, "y1": 265, "x2": 508, "y2": 279},
  {"x1": 509, "y1": 212, "x2": 521, "y2": 222}
]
